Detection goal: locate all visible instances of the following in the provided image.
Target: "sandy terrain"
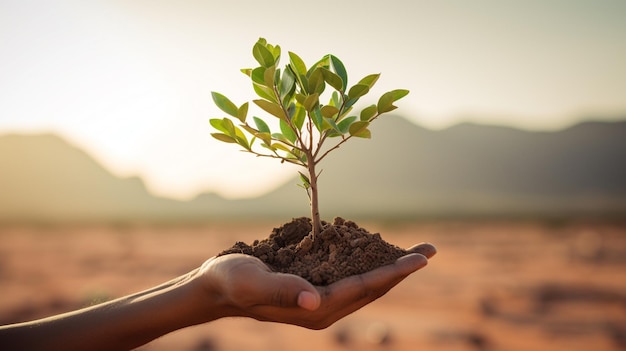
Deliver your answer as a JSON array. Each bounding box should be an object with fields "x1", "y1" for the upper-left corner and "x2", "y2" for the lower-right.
[{"x1": 1, "y1": 220, "x2": 625, "y2": 351}]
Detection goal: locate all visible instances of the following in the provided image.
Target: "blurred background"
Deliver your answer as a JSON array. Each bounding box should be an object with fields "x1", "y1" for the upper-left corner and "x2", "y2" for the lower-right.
[{"x1": 1, "y1": 1, "x2": 625, "y2": 350}]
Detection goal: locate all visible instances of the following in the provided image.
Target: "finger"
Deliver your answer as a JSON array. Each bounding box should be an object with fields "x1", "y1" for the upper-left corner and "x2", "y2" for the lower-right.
[
  {"x1": 356, "y1": 253, "x2": 428, "y2": 293},
  {"x1": 407, "y1": 242, "x2": 437, "y2": 259},
  {"x1": 321, "y1": 253, "x2": 428, "y2": 315}
]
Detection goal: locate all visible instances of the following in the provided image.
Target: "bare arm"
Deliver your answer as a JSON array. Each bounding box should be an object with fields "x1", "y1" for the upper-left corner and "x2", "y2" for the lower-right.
[{"x1": 0, "y1": 269, "x2": 215, "y2": 350}]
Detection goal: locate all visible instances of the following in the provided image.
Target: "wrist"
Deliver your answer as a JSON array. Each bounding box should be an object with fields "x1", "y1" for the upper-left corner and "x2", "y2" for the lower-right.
[
  {"x1": 161, "y1": 269, "x2": 228, "y2": 327},
  {"x1": 194, "y1": 256, "x2": 250, "y2": 319}
]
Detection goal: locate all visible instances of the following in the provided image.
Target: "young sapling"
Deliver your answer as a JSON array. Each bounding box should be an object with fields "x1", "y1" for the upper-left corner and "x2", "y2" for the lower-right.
[{"x1": 210, "y1": 38, "x2": 408, "y2": 238}]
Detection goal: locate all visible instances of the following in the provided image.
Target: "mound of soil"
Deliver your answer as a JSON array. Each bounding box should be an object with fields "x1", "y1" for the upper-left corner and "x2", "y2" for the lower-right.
[{"x1": 218, "y1": 217, "x2": 410, "y2": 285}]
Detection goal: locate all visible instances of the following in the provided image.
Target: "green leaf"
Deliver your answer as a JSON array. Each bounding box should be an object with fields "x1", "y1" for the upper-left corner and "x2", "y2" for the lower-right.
[
  {"x1": 288, "y1": 51, "x2": 307, "y2": 77},
  {"x1": 329, "y1": 91, "x2": 341, "y2": 107},
  {"x1": 232, "y1": 125, "x2": 250, "y2": 149},
  {"x1": 377, "y1": 89, "x2": 409, "y2": 113},
  {"x1": 253, "y1": 116, "x2": 270, "y2": 133},
  {"x1": 263, "y1": 65, "x2": 276, "y2": 88},
  {"x1": 344, "y1": 97, "x2": 358, "y2": 111},
  {"x1": 347, "y1": 84, "x2": 369, "y2": 100},
  {"x1": 249, "y1": 135, "x2": 257, "y2": 148},
  {"x1": 209, "y1": 118, "x2": 228, "y2": 134},
  {"x1": 279, "y1": 119, "x2": 297, "y2": 143},
  {"x1": 311, "y1": 106, "x2": 324, "y2": 132},
  {"x1": 211, "y1": 92, "x2": 238, "y2": 118},
  {"x1": 237, "y1": 102, "x2": 248, "y2": 123},
  {"x1": 295, "y1": 93, "x2": 306, "y2": 105},
  {"x1": 307, "y1": 68, "x2": 325, "y2": 95},
  {"x1": 254, "y1": 99, "x2": 286, "y2": 120},
  {"x1": 252, "y1": 83, "x2": 276, "y2": 102},
  {"x1": 360, "y1": 104, "x2": 377, "y2": 121},
  {"x1": 280, "y1": 68, "x2": 296, "y2": 101},
  {"x1": 298, "y1": 171, "x2": 311, "y2": 189},
  {"x1": 289, "y1": 66, "x2": 307, "y2": 92},
  {"x1": 286, "y1": 102, "x2": 295, "y2": 119},
  {"x1": 272, "y1": 142, "x2": 292, "y2": 154},
  {"x1": 349, "y1": 121, "x2": 371, "y2": 138},
  {"x1": 329, "y1": 55, "x2": 348, "y2": 91},
  {"x1": 392, "y1": 89, "x2": 410, "y2": 100},
  {"x1": 251, "y1": 67, "x2": 266, "y2": 86},
  {"x1": 358, "y1": 73, "x2": 380, "y2": 88},
  {"x1": 274, "y1": 67, "x2": 281, "y2": 83},
  {"x1": 321, "y1": 68, "x2": 344, "y2": 92},
  {"x1": 252, "y1": 41, "x2": 275, "y2": 68},
  {"x1": 337, "y1": 116, "x2": 357, "y2": 134},
  {"x1": 211, "y1": 133, "x2": 237, "y2": 143},
  {"x1": 288, "y1": 52, "x2": 308, "y2": 92},
  {"x1": 303, "y1": 93, "x2": 319, "y2": 112},
  {"x1": 221, "y1": 117, "x2": 236, "y2": 136},
  {"x1": 291, "y1": 103, "x2": 306, "y2": 130},
  {"x1": 307, "y1": 55, "x2": 329, "y2": 77},
  {"x1": 268, "y1": 43, "x2": 281, "y2": 62},
  {"x1": 322, "y1": 117, "x2": 340, "y2": 133},
  {"x1": 321, "y1": 105, "x2": 339, "y2": 119},
  {"x1": 377, "y1": 96, "x2": 395, "y2": 113}
]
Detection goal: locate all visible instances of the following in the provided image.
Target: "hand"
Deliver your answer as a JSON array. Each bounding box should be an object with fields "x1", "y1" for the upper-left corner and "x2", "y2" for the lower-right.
[{"x1": 198, "y1": 242, "x2": 436, "y2": 329}]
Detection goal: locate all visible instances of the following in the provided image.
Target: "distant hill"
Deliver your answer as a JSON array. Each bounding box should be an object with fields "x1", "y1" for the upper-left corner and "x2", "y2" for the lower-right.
[
  {"x1": 1, "y1": 117, "x2": 625, "y2": 223},
  {"x1": 310, "y1": 117, "x2": 626, "y2": 219},
  {"x1": 0, "y1": 134, "x2": 179, "y2": 222}
]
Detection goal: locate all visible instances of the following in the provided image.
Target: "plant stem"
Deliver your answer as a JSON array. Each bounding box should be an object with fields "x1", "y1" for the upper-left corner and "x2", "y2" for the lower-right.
[{"x1": 306, "y1": 152, "x2": 323, "y2": 237}]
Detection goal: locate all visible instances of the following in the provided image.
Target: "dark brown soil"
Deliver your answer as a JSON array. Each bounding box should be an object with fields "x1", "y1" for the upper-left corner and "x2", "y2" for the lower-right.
[{"x1": 217, "y1": 217, "x2": 410, "y2": 285}]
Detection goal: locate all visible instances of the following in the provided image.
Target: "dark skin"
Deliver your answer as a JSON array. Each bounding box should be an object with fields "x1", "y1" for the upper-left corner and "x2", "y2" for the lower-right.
[{"x1": 0, "y1": 243, "x2": 436, "y2": 351}]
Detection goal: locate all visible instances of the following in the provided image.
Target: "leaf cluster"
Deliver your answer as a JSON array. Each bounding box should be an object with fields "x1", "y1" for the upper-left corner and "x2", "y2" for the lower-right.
[{"x1": 210, "y1": 38, "x2": 408, "y2": 178}]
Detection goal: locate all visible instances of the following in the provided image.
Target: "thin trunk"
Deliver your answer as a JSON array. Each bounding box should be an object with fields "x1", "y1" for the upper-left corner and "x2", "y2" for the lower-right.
[{"x1": 307, "y1": 159, "x2": 322, "y2": 237}]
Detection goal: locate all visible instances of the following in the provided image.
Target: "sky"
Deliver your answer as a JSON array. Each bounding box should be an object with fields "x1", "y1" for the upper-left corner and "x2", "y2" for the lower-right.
[{"x1": 1, "y1": 0, "x2": 625, "y2": 200}]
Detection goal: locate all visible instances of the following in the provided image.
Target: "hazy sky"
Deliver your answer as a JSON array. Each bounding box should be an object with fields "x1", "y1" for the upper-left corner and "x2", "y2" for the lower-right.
[{"x1": 1, "y1": 0, "x2": 625, "y2": 199}]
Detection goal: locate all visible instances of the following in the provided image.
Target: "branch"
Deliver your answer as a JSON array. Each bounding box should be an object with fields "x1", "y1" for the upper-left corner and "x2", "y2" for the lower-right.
[{"x1": 316, "y1": 111, "x2": 383, "y2": 164}]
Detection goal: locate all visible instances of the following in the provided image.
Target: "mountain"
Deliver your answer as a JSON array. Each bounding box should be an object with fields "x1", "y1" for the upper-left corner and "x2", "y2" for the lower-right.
[
  {"x1": 1, "y1": 117, "x2": 625, "y2": 223},
  {"x1": 309, "y1": 117, "x2": 626, "y2": 218},
  {"x1": 0, "y1": 134, "x2": 175, "y2": 222}
]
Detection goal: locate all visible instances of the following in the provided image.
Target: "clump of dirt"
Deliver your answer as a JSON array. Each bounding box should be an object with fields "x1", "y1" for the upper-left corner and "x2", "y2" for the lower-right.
[{"x1": 217, "y1": 217, "x2": 410, "y2": 286}]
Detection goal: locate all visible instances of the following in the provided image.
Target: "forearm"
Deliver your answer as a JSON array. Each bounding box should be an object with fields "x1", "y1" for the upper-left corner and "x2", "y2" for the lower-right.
[{"x1": 0, "y1": 269, "x2": 222, "y2": 351}]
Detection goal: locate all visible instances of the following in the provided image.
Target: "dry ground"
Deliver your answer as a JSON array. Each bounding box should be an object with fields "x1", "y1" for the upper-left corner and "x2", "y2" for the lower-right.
[{"x1": 1, "y1": 219, "x2": 625, "y2": 351}]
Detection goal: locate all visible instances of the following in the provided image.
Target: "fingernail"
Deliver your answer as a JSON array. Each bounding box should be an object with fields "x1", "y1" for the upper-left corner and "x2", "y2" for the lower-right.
[
  {"x1": 408, "y1": 243, "x2": 437, "y2": 258},
  {"x1": 297, "y1": 291, "x2": 320, "y2": 311}
]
